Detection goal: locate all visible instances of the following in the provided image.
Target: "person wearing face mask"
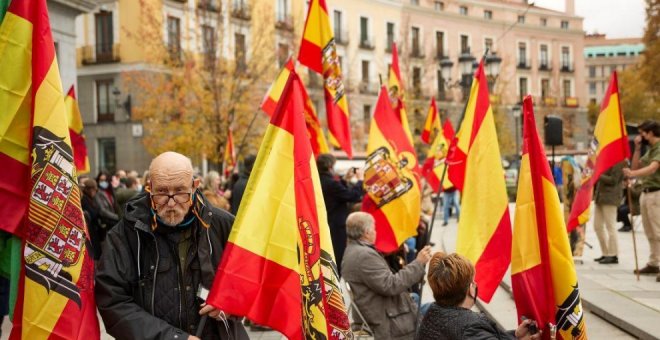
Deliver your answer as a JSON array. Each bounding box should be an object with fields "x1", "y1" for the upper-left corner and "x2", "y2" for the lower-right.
[
  {"x1": 316, "y1": 153, "x2": 364, "y2": 276},
  {"x1": 418, "y1": 252, "x2": 542, "y2": 340},
  {"x1": 95, "y1": 170, "x2": 120, "y2": 232},
  {"x1": 95, "y1": 152, "x2": 248, "y2": 340}
]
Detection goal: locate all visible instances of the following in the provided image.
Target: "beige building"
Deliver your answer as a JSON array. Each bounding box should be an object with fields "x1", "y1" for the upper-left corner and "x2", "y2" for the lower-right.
[{"x1": 583, "y1": 34, "x2": 644, "y2": 105}]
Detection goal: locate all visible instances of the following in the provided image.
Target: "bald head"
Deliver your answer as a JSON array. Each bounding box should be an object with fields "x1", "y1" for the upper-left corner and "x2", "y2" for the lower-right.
[{"x1": 149, "y1": 152, "x2": 194, "y2": 185}]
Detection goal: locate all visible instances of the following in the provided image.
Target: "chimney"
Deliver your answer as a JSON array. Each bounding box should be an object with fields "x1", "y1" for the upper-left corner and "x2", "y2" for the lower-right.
[{"x1": 565, "y1": 0, "x2": 575, "y2": 16}]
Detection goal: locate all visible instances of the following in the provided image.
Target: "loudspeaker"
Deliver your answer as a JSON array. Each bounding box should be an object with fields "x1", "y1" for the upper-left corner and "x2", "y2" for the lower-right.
[{"x1": 544, "y1": 116, "x2": 563, "y2": 146}]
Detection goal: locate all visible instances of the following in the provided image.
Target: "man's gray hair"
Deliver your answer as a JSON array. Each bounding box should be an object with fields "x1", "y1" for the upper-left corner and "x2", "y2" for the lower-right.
[{"x1": 346, "y1": 212, "x2": 375, "y2": 240}]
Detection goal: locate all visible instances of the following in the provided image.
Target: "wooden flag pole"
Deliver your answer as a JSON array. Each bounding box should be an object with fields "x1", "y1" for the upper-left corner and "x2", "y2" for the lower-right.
[{"x1": 627, "y1": 180, "x2": 640, "y2": 281}]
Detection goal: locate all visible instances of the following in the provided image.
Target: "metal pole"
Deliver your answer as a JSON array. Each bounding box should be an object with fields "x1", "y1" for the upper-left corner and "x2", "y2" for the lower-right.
[{"x1": 627, "y1": 180, "x2": 640, "y2": 281}]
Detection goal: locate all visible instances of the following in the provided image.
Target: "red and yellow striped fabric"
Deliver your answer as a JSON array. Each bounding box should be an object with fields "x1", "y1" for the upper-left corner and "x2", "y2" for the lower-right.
[
  {"x1": 64, "y1": 86, "x2": 90, "y2": 175},
  {"x1": 362, "y1": 86, "x2": 421, "y2": 253},
  {"x1": 0, "y1": 1, "x2": 100, "y2": 338},
  {"x1": 298, "y1": 0, "x2": 352, "y2": 158},
  {"x1": 388, "y1": 42, "x2": 413, "y2": 145},
  {"x1": 421, "y1": 97, "x2": 441, "y2": 144},
  {"x1": 422, "y1": 118, "x2": 455, "y2": 193},
  {"x1": 207, "y1": 70, "x2": 351, "y2": 340},
  {"x1": 449, "y1": 61, "x2": 511, "y2": 303},
  {"x1": 567, "y1": 72, "x2": 629, "y2": 231},
  {"x1": 222, "y1": 128, "x2": 235, "y2": 177},
  {"x1": 261, "y1": 59, "x2": 329, "y2": 156},
  {"x1": 512, "y1": 95, "x2": 587, "y2": 339}
]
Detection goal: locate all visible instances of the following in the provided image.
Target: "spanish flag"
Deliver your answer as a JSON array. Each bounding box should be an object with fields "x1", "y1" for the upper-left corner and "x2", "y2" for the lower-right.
[
  {"x1": 261, "y1": 59, "x2": 330, "y2": 156},
  {"x1": 388, "y1": 42, "x2": 413, "y2": 144},
  {"x1": 299, "y1": 0, "x2": 352, "y2": 158},
  {"x1": 207, "y1": 70, "x2": 351, "y2": 340},
  {"x1": 567, "y1": 72, "x2": 629, "y2": 231},
  {"x1": 65, "y1": 86, "x2": 90, "y2": 175},
  {"x1": 512, "y1": 95, "x2": 587, "y2": 339},
  {"x1": 422, "y1": 118, "x2": 455, "y2": 193},
  {"x1": 222, "y1": 128, "x2": 235, "y2": 177},
  {"x1": 362, "y1": 86, "x2": 421, "y2": 253},
  {"x1": 0, "y1": 1, "x2": 100, "y2": 338},
  {"x1": 450, "y1": 61, "x2": 511, "y2": 302},
  {"x1": 421, "y1": 97, "x2": 441, "y2": 144}
]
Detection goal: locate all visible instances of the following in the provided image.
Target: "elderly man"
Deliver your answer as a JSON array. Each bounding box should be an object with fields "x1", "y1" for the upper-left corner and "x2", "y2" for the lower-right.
[
  {"x1": 342, "y1": 212, "x2": 432, "y2": 340},
  {"x1": 96, "y1": 152, "x2": 247, "y2": 339}
]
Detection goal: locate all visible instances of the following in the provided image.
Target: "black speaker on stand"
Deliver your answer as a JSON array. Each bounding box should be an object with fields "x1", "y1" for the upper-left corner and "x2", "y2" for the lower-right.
[{"x1": 544, "y1": 116, "x2": 563, "y2": 169}]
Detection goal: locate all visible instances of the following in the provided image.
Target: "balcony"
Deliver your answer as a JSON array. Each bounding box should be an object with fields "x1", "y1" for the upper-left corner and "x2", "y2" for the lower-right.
[
  {"x1": 358, "y1": 81, "x2": 379, "y2": 94},
  {"x1": 197, "y1": 0, "x2": 220, "y2": 12},
  {"x1": 231, "y1": 5, "x2": 251, "y2": 20},
  {"x1": 82, "y1": 44, "x2": 120, "y2": 65},
  {"x1": 434, "y1": 51, "x2": 448, "y2": 60},
  {"x1": 358, "y1": 36, "x2": 375, "y2": 50},
  {"x1": 410, "y1": 46, "x2": 425, "y2": 59},
  {"x1": 560, "y1": 63, "x2": 574, "y2": 73},
  {"x1": 335, "y1": 30, "x2": 349, "y2": 46},
  {"x1": 542, "y1": 96, "x2": 557, "y2": 107},
  {"x1": 384, "y1": 39, "x2": 394, "y2": 52},
  {"x1": 538, "y1": 62, "x2": 552, "y2": 71},
  {"x1": 275, "y1": 15, "x2": 293, "y2": 31},
  {"x1": 517, "y1": 59, "x2": 531, "y2": 69},
  {"x1": 563, "y1": 97, "x2": 578, "y2": 107}
]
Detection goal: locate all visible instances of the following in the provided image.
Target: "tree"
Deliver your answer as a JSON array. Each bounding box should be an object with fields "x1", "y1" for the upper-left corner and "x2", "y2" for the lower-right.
[{"x1": 123, "y1": 0, "x2": 292, "y2": 167}]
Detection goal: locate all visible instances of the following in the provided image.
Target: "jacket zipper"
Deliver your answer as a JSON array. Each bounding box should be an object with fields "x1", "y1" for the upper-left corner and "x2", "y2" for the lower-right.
[
  {"x1": 150, "y1": 232, "x2": 159, "y2": 315},
  {"x1": 171, "y1": 243, "x2": 185, "y2": 329}
]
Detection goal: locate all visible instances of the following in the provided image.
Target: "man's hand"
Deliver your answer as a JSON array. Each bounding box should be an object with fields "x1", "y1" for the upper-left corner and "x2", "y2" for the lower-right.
[
  {"x1": 416, "y1": 245, "x2": 433, "y2": 264},
  {"x1": 199, "y1": 303, "x2": 223, "y2": 320},
  {"x1": 623, "y1": 167, "x2": 633, "y2": 178},
  {"x1": 634, "y1": 135, "x2": 642, "y2": 147},
  {"x1": 515, "y1": 319, "x2": 542, "y2": 340}
]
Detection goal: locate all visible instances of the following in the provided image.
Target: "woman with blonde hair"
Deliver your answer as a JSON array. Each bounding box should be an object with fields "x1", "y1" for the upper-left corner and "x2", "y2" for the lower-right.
[{"x1": 417, "y1": 252, "x2": 541, "y2": 340}]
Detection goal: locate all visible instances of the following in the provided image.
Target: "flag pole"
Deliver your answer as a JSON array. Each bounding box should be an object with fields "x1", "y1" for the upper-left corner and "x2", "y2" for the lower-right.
[{"x1": 626, "y1": 179, "x2": 640, "y2": 281}]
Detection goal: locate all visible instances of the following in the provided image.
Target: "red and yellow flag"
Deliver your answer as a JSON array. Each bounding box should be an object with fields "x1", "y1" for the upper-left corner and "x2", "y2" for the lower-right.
[
  {"x1": 261, "y1": 59, "x2": 330, "y2": 157},
  {"x1": 0, "y1": 1, "x2": 100, "y2": 338},
  {"x1": 450, "y1": 61, "x2": 511, "y2": 302},
  {"x1": 422, "y1": 119, "x2": 455, "y2": 193},
  {"x1": 421, "y1": 97, "x2": 441, "y2": 144},
  {"x1": 208, "y1": 70, "x2": 351, "y2": 340},
  {"x1": 567, "y1": 72, "x2": 629, "y2": 231},
  {"x1": 223, "y1": 128, "x2": 236, "y2": 177},
  {"x1": 512, "y1": 95, "x2": 587, "y2": 339},
  {"x1": 298, "y1": 0, "x2": 352, "y2": 158},
  {"x1": 388, "y1": 42, "x2": 413, "y2": 144},
  {"x1": 65, "y1": 86, "x2": 90, "y2": 175},
  {"x1": 362, "y1": 86, "x2": 421, "y2": 253}
]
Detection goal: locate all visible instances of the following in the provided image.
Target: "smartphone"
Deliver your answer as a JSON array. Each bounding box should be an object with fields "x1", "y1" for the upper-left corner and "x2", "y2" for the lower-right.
[{"x1": 521, "y1": 316, "x2": 538, "y2": 334}]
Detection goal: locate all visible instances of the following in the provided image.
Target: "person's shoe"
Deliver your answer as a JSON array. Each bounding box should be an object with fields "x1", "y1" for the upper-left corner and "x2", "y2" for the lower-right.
[
  {"x1": 594, "y1": 256, "x2": 605, "y2": 262},
  {"x1": 442, "y1": 221, "x2": 448, "y2": 226},
  {"x1": 618, "y1": 225, "x2": 632, "y2": 232},
  {"x1": 599, "y1": 256, "x2": 618, "y2": 264},
  {"x1": 634, "y1": 265, "x2": 660, "y2": 275}
]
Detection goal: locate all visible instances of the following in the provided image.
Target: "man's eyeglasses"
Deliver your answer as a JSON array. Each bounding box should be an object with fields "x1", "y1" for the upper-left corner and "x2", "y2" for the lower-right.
[{"x1": 151, "y1": 192, "x2": 192, "y2": 205}]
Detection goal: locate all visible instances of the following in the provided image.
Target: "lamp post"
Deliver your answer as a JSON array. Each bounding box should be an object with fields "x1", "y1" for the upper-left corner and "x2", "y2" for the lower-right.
[{"x1": 512, "y1": 104, "x2": 522, "y2": 165}]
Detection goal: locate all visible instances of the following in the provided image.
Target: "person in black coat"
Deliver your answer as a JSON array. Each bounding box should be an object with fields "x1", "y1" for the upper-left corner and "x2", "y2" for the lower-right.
[
  {"x1": 80, "y1": 179, "x2": 104, "y2": 260},
  {"x1": 316, "y1": 154, "x2": 364, "y2": 275},
  {"x1": 417, "y1": 252, "x2": 541, "y2": 340},
  {"x1": 230, "y1": 155, "x2": 256, "y2": 216}
]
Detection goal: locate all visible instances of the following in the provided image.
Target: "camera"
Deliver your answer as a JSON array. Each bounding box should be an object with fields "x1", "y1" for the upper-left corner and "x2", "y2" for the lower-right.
[{"x1": 521, "y1": 316, "x2": 538, "y2": 335}]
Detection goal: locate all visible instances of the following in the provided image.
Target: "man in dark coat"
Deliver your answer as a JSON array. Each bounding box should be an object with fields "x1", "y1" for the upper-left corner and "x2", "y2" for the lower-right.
[
  {"x1": 95, "y1": 152, "x2": 247, "y2": 340},
  {"x1": 316, "y1": 153, "x2": 364, "y2": 275},
  {"x1": 80, "y1": 179, "x2": 104, "y2": 260},
  {"x1": 230, "y1": 155, "x2": 256, "y2": 216}
]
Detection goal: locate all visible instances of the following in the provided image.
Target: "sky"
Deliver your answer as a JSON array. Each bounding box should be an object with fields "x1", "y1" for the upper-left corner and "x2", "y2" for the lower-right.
[{"x1": 534, "y1": 0, "x2": 647, "y2": 38}]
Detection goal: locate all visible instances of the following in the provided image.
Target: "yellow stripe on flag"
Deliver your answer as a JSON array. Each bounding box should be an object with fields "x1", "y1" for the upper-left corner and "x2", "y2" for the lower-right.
[
  {"x1": 33, "y1": 61, "x2": 72, "y2": 147},
  {"x1": 594, "y1": 93, "x2": 624, "y2": 150}
]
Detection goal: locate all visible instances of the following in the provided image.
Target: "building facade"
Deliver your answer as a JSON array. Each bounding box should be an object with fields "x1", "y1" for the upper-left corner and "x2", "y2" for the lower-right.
[{"x1": 583, "y1": 34, "x2": 644, "y2": 105}]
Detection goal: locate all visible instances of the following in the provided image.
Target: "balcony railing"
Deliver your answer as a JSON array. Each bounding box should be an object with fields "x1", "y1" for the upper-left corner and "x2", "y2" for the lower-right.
[
  {"x1": 563, "y1": 97, "x2": 578, "y2": 107},
  {"x1": 197, "y1": 0, "x2": 220, "y2": 12},
  {"x1": 560, "y1": 62, "x2": 574, "y2": 73},
  {"x1": 384, "y1": 38, "x2": 395, "y2": 52},
  {"x1": 542, "y1": 96, "x2": 557, "y2": 107},
  {"x1": 517, "y1": 59, "x2": 531, "y2": 69},
  {"x1": 335, "y1": 30, "x2": 349, "y2": 46},
  {"x1": 359, "y1": 36, "x2": 375, "y2": 50},
  {"x1": 434, "y1": 51, "x2": 448, "y2": 60},
  {"x1": 231, "y1": 5, "x2": 251, "y2": 20},
  {"x1": 358, "y1": 81, "x2": 379, "y2": 94},
  {"x1": 410, "y1": 46, "x2": 425, "y2": 59},
  {"x1": 538, "y1": 62, "x2": 552, "y2": 71},
  {"x1": 82, "y1": 44, "x2": 120, "y2": 65},
  {"x1": 275, "y1": 15, "x2": 293, "y2": 31}
]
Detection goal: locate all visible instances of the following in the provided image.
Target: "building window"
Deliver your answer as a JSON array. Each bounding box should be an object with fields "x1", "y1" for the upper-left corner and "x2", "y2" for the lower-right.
[
  {"x1": 167, "y1": 16, "x2": 181, "y2": 61},
  {"x1": 360, "y1": 16, "x2": 369, "y2": 47},
  {"x1": 541, "y1": 78, "x2": 550, "y2": 99},
  {"x1": 96, "y1": 79, "x2": 114, "y2": 122},
  {"x1": 413, "y1": 67, "x2": 422, "y2": 94},
  {"x1": 540, "y1": 17, "x2": 547, "y2": 26},
  {"x1": 563, "y1": 79, "x2": 572, "y2": 98},
  {"x1": 539, "y1": 44, "x2": 548, "y2": 68},
  {"x1": 561, "y1": 46, "x2": 571, "y2": 70},
  {"x1": 277, "y1": 43, "x2": 289, "y2": 67},
  {"x1": 363, "y1": 105, "x2": 371, "y2": 133},
  {"x1": 386, "y1": 22, "x2": 395, "y2": 51},
  {"x1": 436, "y1": 31, "x2": 445, "y2": 58},
  {"x1": 561, "y1": 20, "x2": 569, "y2": 29},
  {"x1": 437, "y1": 69, "x2": 446, "y2": 100},
  {"x1": 589, "y1": 66, "x2": 595, "y2": 77},
  {"x1": 484, "y1": 37, "x2": 493, "y2": 53},
  {"x1": 411, "y1": 26, "x2": 421, "y2": 57},
  {"x1": 589, "y1": 82, "x2": 596, "y2": 95},
  {"x1": 460, "y1": 34, "x2": 469, "y2": 54},
  {"x1": 361, "y1": 60, "x2": 370, "y2": 83},
  {"x1": 434, "y1": 1, "x2": 444, "y2": 11},
  {"x1": 517, "y1": 42, "x2": 527, "y2": 67},
  {"x1": 276, "y1": 0, "x2": 289, "y2": 22},
  {"x1": 484, "y1": 10, "x2": 492, "y2": 19},
  {"x1": 202, "y1": 25, "x2": 216, "y2": 67},
  {"x1": 98, "y1": 138, "x2": 117, "y2": 174},
  {"x1": 235, "y1": 33, "x2": 246, "y2": 71},
  {"x1": 333, "y1": 10, "x2": 342, "y2": 42},
  {"x1": 517, "y1": 15, "x2": 525, "y2": 24},
  {"x1": 95, "y1": 10, "x2": 114, "y2": 62},
  {"x1": 519, "y1": 77, "x2": 528, "y2": 102},
  {"x1": 459, "y1": 6, "x2": 468, "y2": 16}
]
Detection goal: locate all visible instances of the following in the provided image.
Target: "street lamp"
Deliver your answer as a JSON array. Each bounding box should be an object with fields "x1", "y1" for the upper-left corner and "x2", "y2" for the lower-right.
[
  {"x1": 512, "y1": 104, "x2": 522, "y2": 162},
  {"x1": 112, "y1": 87, "x2": 132, "y2": 119}
]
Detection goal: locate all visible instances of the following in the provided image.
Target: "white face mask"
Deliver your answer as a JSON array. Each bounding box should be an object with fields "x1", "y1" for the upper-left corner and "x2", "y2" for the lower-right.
[
  {"x1": 136, "y1": 184, "x2": 143, "y2": 192},
  {"x1": 98, "y1": 181, "x2": 109, "y2": 189},
  {"x1": 349, "y1": 177, "x2": 359, "y2": 185}
]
